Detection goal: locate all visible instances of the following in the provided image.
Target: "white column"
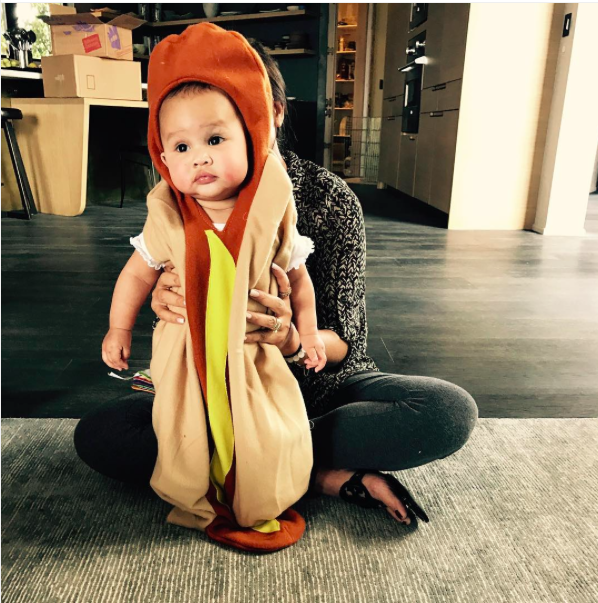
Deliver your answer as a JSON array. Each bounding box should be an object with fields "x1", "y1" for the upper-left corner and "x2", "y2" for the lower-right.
[{"x1": 533, "y1": 3, "x2": 598, "y2": 236}]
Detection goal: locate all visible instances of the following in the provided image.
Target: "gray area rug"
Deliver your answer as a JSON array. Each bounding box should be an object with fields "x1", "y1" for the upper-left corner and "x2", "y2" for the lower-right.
[{"x1": 2, "y1": 418, "x2": 597, "y2": 603}]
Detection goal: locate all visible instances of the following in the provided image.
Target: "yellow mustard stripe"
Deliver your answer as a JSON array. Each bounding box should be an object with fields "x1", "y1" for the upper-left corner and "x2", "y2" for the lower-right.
[
  {"x1": 204, "y1": 230, "x2": 280, "y2": 534},
  {"x1": 205, "y1": 231, "x2": 236, "y2": 507},
  {"x1": 252, "y1": 519, "x2": 281, "y2": 533}
]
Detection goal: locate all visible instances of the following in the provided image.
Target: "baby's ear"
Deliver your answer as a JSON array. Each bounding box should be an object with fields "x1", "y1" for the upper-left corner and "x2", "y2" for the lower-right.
[{"x1": 160, "y1": 152, "x2": 168, "y2": 166}]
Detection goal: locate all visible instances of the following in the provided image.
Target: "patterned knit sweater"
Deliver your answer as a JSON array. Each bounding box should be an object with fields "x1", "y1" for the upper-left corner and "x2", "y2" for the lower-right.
[{"x1": 282, "y1": 150, "x2": 380, "y2": 418}]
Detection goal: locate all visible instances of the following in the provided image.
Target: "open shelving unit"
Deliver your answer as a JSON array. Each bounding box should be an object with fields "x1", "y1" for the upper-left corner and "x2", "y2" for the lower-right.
[
  {"x1": 133, "y1": 48, "x2": 315, "y2": 61},
  {"x1": 134, "y1": 8, "x2": 319, "y2": 63},
  {"x1": 145, "y1": 8, "x2": 318, "y2": 28},
  {"x1": 268, "y1": 48, "x2": 315, "y2": 56},
  {"x1": 330, "y1": 3, "x2": 368, "y2": 177}
]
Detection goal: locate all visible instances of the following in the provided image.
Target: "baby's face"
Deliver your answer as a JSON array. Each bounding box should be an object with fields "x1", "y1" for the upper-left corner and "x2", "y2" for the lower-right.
[{"x1": 159, "y1": 89, "x2": 248, "y2": 201}]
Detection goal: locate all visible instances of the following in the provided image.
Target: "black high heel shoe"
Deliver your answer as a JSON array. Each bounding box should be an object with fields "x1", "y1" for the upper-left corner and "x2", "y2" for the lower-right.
[{"x1": 339, "y1": 470, "x2": 430, "y2": 524}]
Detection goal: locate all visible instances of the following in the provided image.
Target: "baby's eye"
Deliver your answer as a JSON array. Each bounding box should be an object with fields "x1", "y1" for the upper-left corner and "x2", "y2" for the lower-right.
[
  {"x1": 175, "y1": 143, "x2": 188, "y2": 153},
  {"x1": 208, "y1": 136, "x2": 224, "y2": 146}
]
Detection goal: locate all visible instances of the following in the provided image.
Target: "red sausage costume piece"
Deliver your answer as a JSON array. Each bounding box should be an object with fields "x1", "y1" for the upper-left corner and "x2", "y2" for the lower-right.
[{"x1": 143, "y1": 23, "x2": 313, "y2": 552}]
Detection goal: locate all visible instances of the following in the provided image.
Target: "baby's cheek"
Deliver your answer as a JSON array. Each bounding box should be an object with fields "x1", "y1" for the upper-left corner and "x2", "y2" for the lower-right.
[
  {"x1": 223, "y1": 170, "x2": 237, "y2": 183},
  {"x1": 171, "y1": 167, "x2": 193, "y2": 193},
  {"x1": 237, "y1": 157, "x2": 250, "y2": 182},
  {"x1": 224, "y1": 164, "x2": 247, "y2": 185}
]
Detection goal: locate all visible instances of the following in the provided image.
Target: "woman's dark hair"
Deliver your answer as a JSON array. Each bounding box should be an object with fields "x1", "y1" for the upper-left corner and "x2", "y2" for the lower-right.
[
  {"x1": 246, "y1": 39, "x2": 287, "y2": 113},
  {"x1": 247, "y1": 37, "x2": 295, "y2": 152}
]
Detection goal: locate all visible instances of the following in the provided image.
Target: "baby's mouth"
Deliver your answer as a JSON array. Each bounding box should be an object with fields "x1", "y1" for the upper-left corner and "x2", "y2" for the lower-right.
[{"x1": 194, "y1": 173, "x2": 217, "y2": 184}]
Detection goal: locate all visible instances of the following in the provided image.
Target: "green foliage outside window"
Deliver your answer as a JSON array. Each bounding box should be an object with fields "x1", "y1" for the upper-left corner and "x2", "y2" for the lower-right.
[
  {"x1": 1, "y1": 5, "x2": 9, "y2": 57},
  {"x1": 16, "y1": 2, "x2": 51, "y2": 59},
  {"x1": 2, "y1": 3, "x2": 52, "y2": 60}
]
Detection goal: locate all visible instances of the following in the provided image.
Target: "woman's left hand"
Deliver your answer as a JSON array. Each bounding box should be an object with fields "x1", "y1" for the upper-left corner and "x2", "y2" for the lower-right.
[{"x1": 244, "y1": 263, "x2": 294, "y2": 351}]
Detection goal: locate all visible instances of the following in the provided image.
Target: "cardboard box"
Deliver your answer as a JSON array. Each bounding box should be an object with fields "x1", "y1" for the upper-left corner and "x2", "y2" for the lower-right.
[
  {"x1": 87, "y1": 7, "x2": 123, "y2": 20},
  {"x1": 42, "y1": 54, "x2": 142, "y2": 101},
  {"x1": 40, "y1": 6, "x2": 145, "y2": 61}
]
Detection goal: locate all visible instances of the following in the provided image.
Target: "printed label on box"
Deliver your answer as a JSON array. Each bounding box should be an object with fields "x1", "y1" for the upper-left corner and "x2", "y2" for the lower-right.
[
  {"x1": 82, "y1": 34, "x2": 102, "y2": 53},
  {"x1": 107, "y1": 26, "x2": 121, "y2": 50},
  {"x1": 74, "y1": 22, "x2": 95, "y2": 33}
]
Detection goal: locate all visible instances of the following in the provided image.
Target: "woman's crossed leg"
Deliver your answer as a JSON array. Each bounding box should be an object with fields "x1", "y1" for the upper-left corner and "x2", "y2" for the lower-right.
[
  {"x1": 73, "y1": 371, "x2": 477, "y2": 525},
  {"x1": 308, "y1": 370, "x2": 478, "y2": 524}
]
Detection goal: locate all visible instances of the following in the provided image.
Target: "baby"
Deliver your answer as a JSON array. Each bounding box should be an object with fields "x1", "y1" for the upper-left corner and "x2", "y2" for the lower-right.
[{"x1": 102, "y1": 82, "x2": 327, "y2": 375}]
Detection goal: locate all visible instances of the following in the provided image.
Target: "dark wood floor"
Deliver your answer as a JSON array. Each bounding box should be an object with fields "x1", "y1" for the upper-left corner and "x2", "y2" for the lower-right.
[{"x1": 2, "y1": 190, "x2": 597, "y2": 419}]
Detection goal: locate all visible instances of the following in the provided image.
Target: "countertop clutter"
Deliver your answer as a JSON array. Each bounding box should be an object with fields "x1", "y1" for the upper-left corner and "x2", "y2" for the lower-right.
[
  {"x1": 2, "y1": 3, "x2": 320, "y2": 216},
  {"x1": 2, "y1": 6, "x2": 149, "y2": 217},
  {"x1": 2, "y1": 28, "x2": 39, "y2": 69},
  {"x1": 39, "y1": 4, "x2": 144, "y2": 101}
]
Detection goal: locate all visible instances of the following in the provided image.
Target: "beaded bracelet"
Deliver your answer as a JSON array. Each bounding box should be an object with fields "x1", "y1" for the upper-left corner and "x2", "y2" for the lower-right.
[{"x1": 283, "y1": 341, "x2": 306, "y2": 365}]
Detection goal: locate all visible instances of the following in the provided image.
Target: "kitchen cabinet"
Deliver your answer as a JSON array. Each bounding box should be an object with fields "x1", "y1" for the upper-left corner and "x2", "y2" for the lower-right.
[
  {"x1": 421, "y1": 4, "x2": 469, "y2": 89},
  {"x1": 382, "y1": 3, "x2": 411, "y2": 99},
  {"x1": 435, "y1": 79, "x2": 463, "y2": 111},
  {"x1": 413, "y1": 112, "x2": 435, "y2": 203},
  {"x1": 438, "y1": 4, "x2": 470, "y2": 84},
  {"x1": 420, "y1": 87, "x2": 437, "y2": 113},
  {"x1": 397, "y1": 134, "x2": 418, "y2": 196},
  {"x1": 420, "y1": 79, "x2": 464, "y2": 113},
  {"x1": 378, "y1": 116, "x2": 402, "y2": 187},
  {"x1": 429, "y1": 110, "x2": 459, "y2": 213},
  {"x1": 379, "y1": 3, "x2": 467, "y2": 208},
  {"x1": 382, "y1": 95, "x2": 404, "y2": 118},
  {"x1": 421, "y1": 3, "x2": 446, "y2": 90}
]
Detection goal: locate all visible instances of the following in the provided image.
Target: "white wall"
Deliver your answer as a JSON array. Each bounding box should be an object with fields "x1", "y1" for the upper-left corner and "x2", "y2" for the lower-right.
[
  {"x1": 449, "y1": 3, "x2": 562, "y2": 230},
  {"x1": 533, "y1": 3, "x2": 598, "y2": 235}
]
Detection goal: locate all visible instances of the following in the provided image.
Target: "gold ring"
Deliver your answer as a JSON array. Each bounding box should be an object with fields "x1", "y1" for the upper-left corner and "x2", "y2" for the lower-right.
[
  {"x1": 279, "y1": 287, "x2": 292, "y2": 299},
  {"x1": 271, "y1": 317, "x2": 282, "y2": 332}
]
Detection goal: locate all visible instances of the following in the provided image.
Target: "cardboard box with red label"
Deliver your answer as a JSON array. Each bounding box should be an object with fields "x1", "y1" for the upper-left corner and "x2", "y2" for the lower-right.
[{"x1": 40, "y1": 6, "x2": 145, "y2": 61}]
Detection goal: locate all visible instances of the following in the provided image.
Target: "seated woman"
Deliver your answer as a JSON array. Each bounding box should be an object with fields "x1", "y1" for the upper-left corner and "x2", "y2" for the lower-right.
[{"x1": 74, "y1": 39, "x2": 478, "y2": 531}]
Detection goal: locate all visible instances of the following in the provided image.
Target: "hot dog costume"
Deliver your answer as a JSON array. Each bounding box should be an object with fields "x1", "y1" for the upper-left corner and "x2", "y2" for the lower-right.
[{"x1": 143, "y1": 23, "x2": 313, "y2": 553}]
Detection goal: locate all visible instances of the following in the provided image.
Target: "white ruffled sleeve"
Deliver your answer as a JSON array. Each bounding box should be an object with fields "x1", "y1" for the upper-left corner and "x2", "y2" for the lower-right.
[
  {"x1": 287, "y1": 226, "x2": 315, "y2": 272},
  {"x1": 130, "y1": 232, "x2": 166, "y2": 270}
]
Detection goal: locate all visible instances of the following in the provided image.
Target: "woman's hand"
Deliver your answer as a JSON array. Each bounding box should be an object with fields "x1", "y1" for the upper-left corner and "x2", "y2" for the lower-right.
[
  {"x1": 244, "y1": 263, "x2": 295, "y2": 352},
  {"x1": 151, "y1": 262, "x2": 296, "y2": 354},
  {"x1": 102, "y1": 328, "x2": 132, "y2": 371},
  {"x1": 151, "y1": 262, "x2": 186, "y2": 324}
]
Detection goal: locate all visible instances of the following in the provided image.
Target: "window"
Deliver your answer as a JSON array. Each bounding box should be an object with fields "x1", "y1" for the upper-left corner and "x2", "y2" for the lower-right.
[
  {"x1": 1, "y1": 5, "x2": 9, "y2": 57},
  {"x1": 7, "y1": 2, "x2": 51, "y2": 59}
]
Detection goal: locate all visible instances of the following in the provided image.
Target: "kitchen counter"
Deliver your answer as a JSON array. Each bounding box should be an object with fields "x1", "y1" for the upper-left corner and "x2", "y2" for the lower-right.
[{"x1": 3, "y1": 97, "x2": 149, "y2": 215}]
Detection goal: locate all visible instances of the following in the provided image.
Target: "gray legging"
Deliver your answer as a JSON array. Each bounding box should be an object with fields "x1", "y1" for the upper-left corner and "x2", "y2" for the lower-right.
[{"x1": 73, "y1": 370, "x2": 478, "y2": 487}]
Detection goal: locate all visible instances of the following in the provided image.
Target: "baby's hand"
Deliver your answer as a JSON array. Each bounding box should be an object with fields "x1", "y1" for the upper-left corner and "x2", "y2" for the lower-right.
[
  {"x1": 102, "y1": 328, "x2": 132, "y2": 371},
  {"x1": 300, "y1": 332, "x2": 327, "y2": 373}
]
